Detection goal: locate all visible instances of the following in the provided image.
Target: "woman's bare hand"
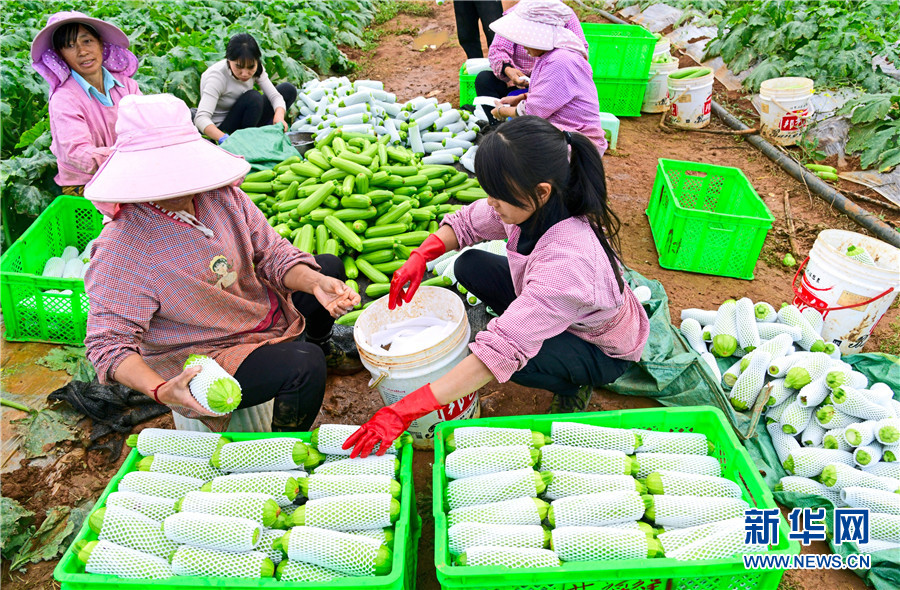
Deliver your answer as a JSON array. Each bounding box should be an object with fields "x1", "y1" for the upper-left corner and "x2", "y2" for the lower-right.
[{"x1": 155, "y1": 366, "x2": 218, "y2": 415}]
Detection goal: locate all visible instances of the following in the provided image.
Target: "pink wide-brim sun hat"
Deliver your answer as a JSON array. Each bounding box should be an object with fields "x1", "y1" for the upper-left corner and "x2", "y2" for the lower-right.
[
  {"x1": 31, "y1": 11, "x2": 130, "y2": 63},
  {"x1": 84, "y1": 94, "x2": 250, "y2": 211},
  {"x1": 489, "y1": 0, "x2": 574, "y2": 52}
]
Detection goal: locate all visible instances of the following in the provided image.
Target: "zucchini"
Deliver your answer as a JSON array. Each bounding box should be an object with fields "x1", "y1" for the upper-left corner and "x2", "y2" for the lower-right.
[
  {"x1": 323, "y1": 216, "x2": 364, "y2": 252},
  {"x1": 456, "y1": 188, "x2": 489, "y2": 202},
  {"x1": 356, "y1": 259, "x2": 390, "y2": 283},
  {"x1": 395, "y1": 231, "x2": 431, "y2": 246},
  {"x1": 331, "y1": 157, "x2": 373, "y2": 179},
  {"x1": 376, "y1": 201, "x2": 413, "y2": 226},
  {"x1": 365, "y1": 282, "x2": 391, "y2": 297},
  {"x1": 336, "y1": 309, "x2": 363, "y2": 326},
  {"x1": 309, "y1": 208, "x2": 336, "y2": 222},
  {"x1": 323, "y1": 195, "x2": 340, "y2": 209},
  {"x1": 343, "y1": 256, "x2": 359, "y2": 279},
  {"x1": 338, "y1": 151, "x2": 373, "y2": 166},
  {"x1": 244, "y1": 169, "x2": 276, "y2": 183},
  {"x1": 341, "y1": 195, "x2": 372, "y2": 209},
  {"x1": 806, "y1": 164, "x2": 838, "y2": 174},
  {"x1": 315, "y1": 225, "x2": 329, "y2": 255},
  {"x1": 341, "y1": 175, "x2": 356, "y2": 197},
  {"x1": 296, "y1": 225, "x2": 315, "y2": 254},
  {"x1": 321, "y1": 167, "x2": 349, "y2": 183},
  {"x1": 289, "y1": 162, "x2": 324, "y2": 178},
  {"x1": 358, "y1": 249, "x2": 395, "y2": 264},
  {"x1": 365, "y1": 223, "x2": 408, "y2": 238},
  {"x1": 382, "y1": 165, "x2": 418, "y2": 177},
  {"x1": 366, "y1": 189, "x2": 394, "y2": 204},
  {"x1": 352, "y1": 219, "x2": 368, "y2": 234},
  {"x1": 296, "y1": 182, "x2": 336, "y2": 216},
  {"x1": 240, "y1": 182, "x2": 273, "y2": 193},
  {"x1": 333, "y1": 206, "x2": 378, "y2": 221},
  {"x1": 306, "y1": 150, "x2": 331, "y2": 170},
  {"x1": 323, "y1": 238, "x2": 339, "y2": 256},
  {"x1": 373, "y1": 260, "x2": 405, "y2": 274},
  {"x1": 355, "y1": 172, "x2": 369, "y2": 194}
]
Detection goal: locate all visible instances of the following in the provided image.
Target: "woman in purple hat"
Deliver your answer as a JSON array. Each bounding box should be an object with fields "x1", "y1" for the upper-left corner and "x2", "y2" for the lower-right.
[
  {"x1": 31, "y1": 12, "x2": 142, "y2": 196},
  {"x1": 487, "y1": 0, "x2": 608, "y2": 156}
]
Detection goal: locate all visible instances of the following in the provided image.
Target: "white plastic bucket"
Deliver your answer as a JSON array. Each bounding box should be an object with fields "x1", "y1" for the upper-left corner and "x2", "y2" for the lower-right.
[
  {"x1": 354, "y1": 287, "x2": 479, "y2": 449},
  {"x1": 792, "y1": 230, "x2": 900, "y2": 355},
  {"x1": 667, "y1": 67, "x2": 714, "y2": 129},
  {"x1": 173, "y1": 400, "x2": 274, "y2": 433},
  {"x1": 652, "y1": 36, "x2": 671, "y2": 59},
  {"x1": 642, "y1": 58, "x2": 678, "y2": 114},
  {"x1": 754, "y1": 77, "x2": 814, "y2": 146}
]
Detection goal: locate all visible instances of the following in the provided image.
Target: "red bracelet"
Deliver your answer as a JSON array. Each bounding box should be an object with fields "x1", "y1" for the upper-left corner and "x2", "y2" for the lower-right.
[{"x1": 150, "y1": 381, "x2": 167, "y2": 404}]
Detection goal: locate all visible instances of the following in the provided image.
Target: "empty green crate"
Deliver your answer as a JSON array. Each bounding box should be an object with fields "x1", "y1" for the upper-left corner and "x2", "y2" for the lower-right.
[
  {"x1": 433, "y1": 406, "x2": 799, "y2": 590},
  {"x1": 54, "y1": 430, "x2": 420, "y2": 590},
  {"x1": 595, "y1": 77, "x2": 649, "y2": 117},
  {"x1": 581, "y1": 23, "x2": 657, "y2": 80},
  {"x1": 646, "y1": 159, "x2": 774, "y2": 280},
  {"x1": 0, "y1": 196, "x2": 103, "y2": 345},
  {"x1": 459, "y1": 65, "x2": 477, "y2": 107}
]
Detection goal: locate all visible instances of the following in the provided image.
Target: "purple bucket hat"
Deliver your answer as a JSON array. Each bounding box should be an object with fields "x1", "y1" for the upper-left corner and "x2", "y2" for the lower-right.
[{"x1": 490, "y1": 0, "x2": 587, "y2": 57}]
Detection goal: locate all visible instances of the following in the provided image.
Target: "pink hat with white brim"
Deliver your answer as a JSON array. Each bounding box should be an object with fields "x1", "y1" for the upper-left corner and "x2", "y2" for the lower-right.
[
  {"x1": 489, "y1": 0, "x2": 586, "y2": 57},
  {"x1": 30, "y1": 11, "x2": 130, "y2": 63},
  {"x1": 84, "y1": 94, "x2": 250, "y2": 217}
]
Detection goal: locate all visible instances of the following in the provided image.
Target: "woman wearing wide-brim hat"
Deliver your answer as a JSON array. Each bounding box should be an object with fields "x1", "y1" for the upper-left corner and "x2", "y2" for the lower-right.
[
  {"x1": 31, "y1": 11, "x2": 142, "y2": 196},
  {"x1": 83, "y1": 94, "x2": 362, "y2": 433}
]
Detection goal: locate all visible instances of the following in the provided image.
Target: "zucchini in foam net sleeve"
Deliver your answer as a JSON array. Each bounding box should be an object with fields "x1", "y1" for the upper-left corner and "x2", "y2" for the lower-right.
[
  {"x1": 538, "y1": 444, "x2": 636, "y2": 475},
  {"x1": 126, "y1": 428, "x2": 230, "y2": 459},
  {"x1": 310, "y1": 423, "x2": 410, "y2": 455},
  {"x1": 633, "y1": 452, "x2": 722, "y2": 478},
  {"x1": 88, "y1": 507, "x2": 179, "y2": 560},
  {"x1": 202, "y1": 472, "x2": 299, "y2": 507},
  {"x1": 211, "y1": 438, "x2": 311, "y2": 473},
  {"x1": 446, "y1": 468, "x2": 551, "y2": 509},
  {"x1": 277, "y1": 526, "x2": 393, "y2": 576},
  {"x1": 288, "y1": 493, "x2": 399, "y2": 530},
  {"x1": 542, "y1": 471, "x2": 646, "y2": 500},
  {"x1": 163, "y1": 512, "x2": 261, "y2": 553},
  {"x1": 641, "y1": 470, "x2": 743, "y2": 498},
  {"x1": 117, "y1": 471, "x2": 205, "y2": 499},
  {"x1": 299, "y1": 473, "x2": 401, "y2": 500},
  {"x1": 547, "y1": 490, "x2": 645, "y2": 528},
  {"x1": 176, "y1": 491, "x2": 281, "y2": 527},
  {"x1": 642, "y1": 494, "x2": 749, "y2": 528},
  {"x1": 182, "y1": 354, "x2": 242, "y2": 414},
  {"x1": 550, "y1": 422, "x2": 641, "y2": 454},
  {"x1": 276, "y1": 559, "x2": 346, "y2": 582},
  {"x1": 104, "y1": 491, "x2": 177, "y2": 522},
  {"x1": 76, "y1": 540, "x2": 172, "y2": 579},
  {"x1": 551, "y1": 526, "x2": 662, "y2": 562},
  {"x1": 170, "y1": 545, "x2": 274, "y2": 578},
  {"x1": 448, "y1": 497, "x2": 549, "y2": 527},
  {"x1": 633, "y1": 429, "x2": 710, "y2": 455},
  {"x1": 312, "y1": 454, "x2": 399, "y2": 477},
  {"x1": 448, "y1": 523, "x2": 550, "y2": 555},
  {"x1": 456, "y1": 546, "x2": 561, "y2": 568},
  {"x1": 444, "y1": 445, "x2": 539, "y2": 479},
  {"x1": 444, "y1": 426, "x2": 550, "y2": 450},
  {"x1": 137, "y1": 454, "x2": 224, "y2": 481}
]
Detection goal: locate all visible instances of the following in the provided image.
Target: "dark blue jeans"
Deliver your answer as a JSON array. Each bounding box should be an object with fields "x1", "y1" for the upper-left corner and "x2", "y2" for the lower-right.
[{"x1": 455, "y1": 249, "x2": 632, "y2": 397}]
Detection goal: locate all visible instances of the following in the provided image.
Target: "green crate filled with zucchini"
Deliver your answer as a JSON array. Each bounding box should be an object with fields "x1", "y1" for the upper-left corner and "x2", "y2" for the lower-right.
[
  {"x1": 433, "y1": 407, "x2": 800, "y2": 590},
  {"x1": 0, "y1": 196, "x2": 103, "y2": 345},
  {"x1": 54, "y1": 427, "x2": 420, "y2": 590}
]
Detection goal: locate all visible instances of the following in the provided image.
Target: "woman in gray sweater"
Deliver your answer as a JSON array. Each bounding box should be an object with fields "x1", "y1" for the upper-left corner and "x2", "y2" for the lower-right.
[{"x1": 194, "y1": 33, "x2": 296, "y2": 144}]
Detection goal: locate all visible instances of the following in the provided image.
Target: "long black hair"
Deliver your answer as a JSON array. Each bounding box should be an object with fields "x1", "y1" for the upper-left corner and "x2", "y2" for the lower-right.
[
  {"x1": 473, "y1": 116, "x2": 625, "y2": 292},
  {"x1": 52, "y1": 22, "x2": 101, "y2": 53},
  {"x1": 225, "y1": 33, "x2": 263, "y2": 77}
]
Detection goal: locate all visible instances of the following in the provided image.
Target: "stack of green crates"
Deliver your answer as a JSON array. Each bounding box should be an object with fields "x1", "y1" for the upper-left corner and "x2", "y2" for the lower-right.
[
  {"x1": 433, "y1": 406, "x2": 800, "y2": 590},
  {"x1": 54, "y1": 431, "x2": 421, "y2": 590},
  {"x1": 0, "y1": 195, "x2": 103, "y2": 345},
  {"x1": 646, "y1": 159, "x2": 775, "y2": 280},
  {"x1": 459, "y1": 64, "x2": 477, "y2": 107},
  {"x1": 582, "y1": 24, "x2": 657, "y2": 116}
]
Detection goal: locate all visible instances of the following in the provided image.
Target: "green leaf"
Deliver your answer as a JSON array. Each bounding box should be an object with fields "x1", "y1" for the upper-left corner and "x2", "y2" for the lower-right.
[
  {"x1": 878, "y1": 147, "x2": 900, "y2": 171},
  {"x1": 743, "y1": 58, "x2": 785, "y2": 92},
  {"x1": 861, "y1": 127, "x2": 900, "y2": 169},
  {"x1": 783, "y1": 20, "x2": 818, "y2": 41},
  {"x1": 12, "y1": 407, "x2": 79, "y2": 459},
  {"x1": 1, "y1": 498, "x2": 35, "y2": 560},
  {"x1": 9, "y1": 505, "x2": 84, "y2": 571},
  {"x1": 14, "y1": 118, "x2": 49, "y2": 150},
  {"x1": 838, "y1": 94, "x2": 894, "y2": 124}
]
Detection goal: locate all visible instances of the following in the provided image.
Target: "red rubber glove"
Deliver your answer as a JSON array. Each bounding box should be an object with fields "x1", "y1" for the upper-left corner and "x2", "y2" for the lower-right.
[
  {"x1": 342, "y1": 384, "x2": 444, "y2": 458},
  {"x1": 388, "y1": 234, "x2": 446, "y2": 310}
]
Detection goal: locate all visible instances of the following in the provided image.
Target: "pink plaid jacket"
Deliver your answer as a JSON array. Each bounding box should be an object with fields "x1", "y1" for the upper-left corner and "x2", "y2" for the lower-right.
[
  {"x1": 84, "y1": 186, "x2": 317, "y2": 384},
  {"x1": 443, "y1": 199, "x2": 649, "y2": 383}
]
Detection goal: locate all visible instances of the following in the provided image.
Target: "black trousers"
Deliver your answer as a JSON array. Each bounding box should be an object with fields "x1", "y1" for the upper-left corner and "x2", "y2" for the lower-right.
[
  {"x1": 475, "y1": 69, "x2": 513, "y2": 99},
  {"x1": 232, "y1": 254, "x2": 343, "y2": 430},
  {"x1": 219, "y1": 82, "x2": 298, "y2": 134},
  {"x1": 453, "y1": 0, "x2": 504, "y2": 59},
  {"x1": 455, "y1": 250, "x2": 633, "y2": 397}
]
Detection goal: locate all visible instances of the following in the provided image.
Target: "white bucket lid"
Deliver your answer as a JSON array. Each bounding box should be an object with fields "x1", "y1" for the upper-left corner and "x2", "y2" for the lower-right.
[{"x1": 759, "y1": 77, "x2": 814, "y2": 97}]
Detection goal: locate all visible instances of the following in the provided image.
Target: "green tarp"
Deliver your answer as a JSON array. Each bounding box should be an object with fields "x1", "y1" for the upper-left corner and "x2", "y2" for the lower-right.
[{"x1": 219, "y1": 124, "x2": 298, "y2": 171}]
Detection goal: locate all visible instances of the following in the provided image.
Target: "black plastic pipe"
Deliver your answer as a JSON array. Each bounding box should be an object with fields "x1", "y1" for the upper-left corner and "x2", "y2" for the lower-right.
[{"x1": 588, "y1": 3, "x2": 900, "y2": 247}]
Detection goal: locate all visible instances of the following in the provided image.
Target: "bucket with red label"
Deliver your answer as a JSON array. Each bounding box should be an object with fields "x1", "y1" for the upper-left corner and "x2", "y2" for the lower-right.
[
  {"x1": 667, "y1": 67, "x2": 714, "y2": 129},
  {"x1": 753, "y1": 77, "x2": 814, "y2": 146}
]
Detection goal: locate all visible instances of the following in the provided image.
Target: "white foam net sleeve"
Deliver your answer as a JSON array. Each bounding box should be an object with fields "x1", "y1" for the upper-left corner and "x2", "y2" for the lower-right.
[
  {"x1": 870, "y1": 513, "x2": 900, "y2": 542},
  {"x1": 312, "y1": 455, "x2": 397, "y2": 477},
  {"x1": 444, "y1": 445, "x2": 534, "y2": 479},
  {"x1": 552, "y1": 526, "x2": 648, "y2": 562},
  {"x1": 118, "y1": 471, "x2": 205, "y2": 499},
  {"x1": 463, "y1": 546, "x2": 560, "y2": 568},
  {"x1": 306, "y1": 474, "x2": 395, "y2": 500},
  {"x1": 767, "y1": 423, "x2": 801, "y2": 464},
  {"x1": 218, "y1": 438, "x2": 306, "y2": 473},
  {"x1": 447, "y1": 468, "x2": 538, "y2": 509},
  {"x1": 134, "y1": 428, "x2": 223, "y2": 459},
  {"x1": 550, "y1": 491, "x2": 644, "y2": 527},
  {"x1": 447, "y1": 497, "x2": 543, "y2": 527},
  {"x1": 257, "y1": 528, "x2": 285, "y2": 564},
  {"x1": 634, "y1": 453, "x2": 721, "y2": 478},
  {"x1": 147, "y1": 454, "x2": 224, "y2": 481},
  {"x1": 633, "y1": 429, "x2": 708, "y2": 455},
  {"x1": 845, "y1": 421, "x2": 878, "y2": 447},
  {"x1": 184, "y1": 355, "x2": 240, "y2": 416},
  {"x1": 304, "y1": 493, "x2": 393, "y2": 530},
  {"x1": 285, "y1": 525, "x2": 384, "y2": 576},
  {"x1": 668, "y1": 524, "x2": 767, "y2": 561},
  {"x1": 314, "y1": 424, "x2": 397, "y2": 455},
  {"x1": 344, "y1": 528, "x2": 390, "y2": 543},
  {"x1": 648, "y1": 495, "x2": 749, "y2": 528},
  {"x1": 863, "y1": 463, "x2": 900, "y2": 480},
  {"x1": 785, "y1": 448, "x2": 854, "y2": 477},
  {"x1": 163, "y1": 512, "x2": 261, "y2": 552},
  {"x1": 543, "y1": 471, "x2": 637, "y2": 500},
  {"x1": 841, "y1": 487, "x2": 900, "y2": 515},
  {"x1": 451, "y1": 426, "x2": 535, "y2": 448},
  {"x1": 85, "y1": 540, "x2": 172, "y2": 579},
  {"x1": 551, "y1": 422, "x2": 638, "y2": 453},
  {"x1": 852, "y1": 539, "x2": 900, "y2": 553},
  {"x1": 178, "y1": 491, "x2": 275, "y2": 525},
  {"x1": 824, "y1": 463, "x2": 900, "y2": 493},
  {"x1": 105, "y1": 491, "x2": 176, "y2": 522},
  {"x1": 98, "y1": 506, "x2": 179, "y2": 560},
  {"x1": 652, "y1": 470, "x2": 743, "y2": 498},
  {"x1": 448, "y1": 523, "x2": 546, "y2": 555},
  {"x1": 208, "y1": 472, "x2": 297, "y2": 507},
  {"x1": 170, "y1": 546, "x2": 269, "y2": 578},
  {"x1": 538, "y1": 445, "x2": 629, "y2": 475},
  {"x1": 657, "y1": 517, "x2": 746, "y2": 555},
  {"x1": 778, "y1": 476, "x2": 843, "y2": 507},
  {"x1": 278, "y1": 560, "x2": 347, "y2": 582}
]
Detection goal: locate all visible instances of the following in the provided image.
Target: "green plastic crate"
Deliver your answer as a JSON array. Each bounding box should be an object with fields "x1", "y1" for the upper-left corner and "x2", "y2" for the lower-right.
[
  {"x1": 646, "y1": 159, "x2": 775, "y2": 280},
  {"x1": 594, "y1": 77, "x2": 648, "y2": 117},
  {"x1": 54, "y1": 431, "x2": 421, "y2": 590},
  {"x1": 581, "y1": 23, "x2": 657, "y2": 80},
  {"x1": 0, "y1": 195, "x2": 102, "y2": 345},
  {"x1": 459, "y1": 64, "x2": 476, "y2": 107},
  {"x1": 433, "y1": 406, "x2": 800, "y2": 590}
]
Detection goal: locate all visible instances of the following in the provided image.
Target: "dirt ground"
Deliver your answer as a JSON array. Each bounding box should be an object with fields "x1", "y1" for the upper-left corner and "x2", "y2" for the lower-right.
[{"x1": 2, "y1": 2, "x2": 896, "y2": 589}]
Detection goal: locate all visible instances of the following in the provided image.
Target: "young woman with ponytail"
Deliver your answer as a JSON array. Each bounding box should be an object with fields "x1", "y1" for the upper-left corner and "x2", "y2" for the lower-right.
[{"x1": 344, "y1": 117, "x2": 650, "y2": 458}]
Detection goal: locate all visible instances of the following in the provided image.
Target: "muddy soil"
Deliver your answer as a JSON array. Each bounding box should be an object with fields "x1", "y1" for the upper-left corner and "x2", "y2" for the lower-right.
[{"x1": 1, "y1": 2, "x2": 893, "y2": 589}]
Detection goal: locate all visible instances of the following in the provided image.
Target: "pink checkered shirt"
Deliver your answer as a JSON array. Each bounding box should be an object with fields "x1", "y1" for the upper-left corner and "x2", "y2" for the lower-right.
[
  {"x1": 517, "y1": 47, "x2": 608, "y2": 156},
  {"x1": 488, "y1": 4, "x2": 588, "y2": 81},
  {"x1": 443, "y1": 199, "x2": 649, "y2": 383},
  {"x1": 84, "y1": 186, "x2": 317, "y2": 384}
]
